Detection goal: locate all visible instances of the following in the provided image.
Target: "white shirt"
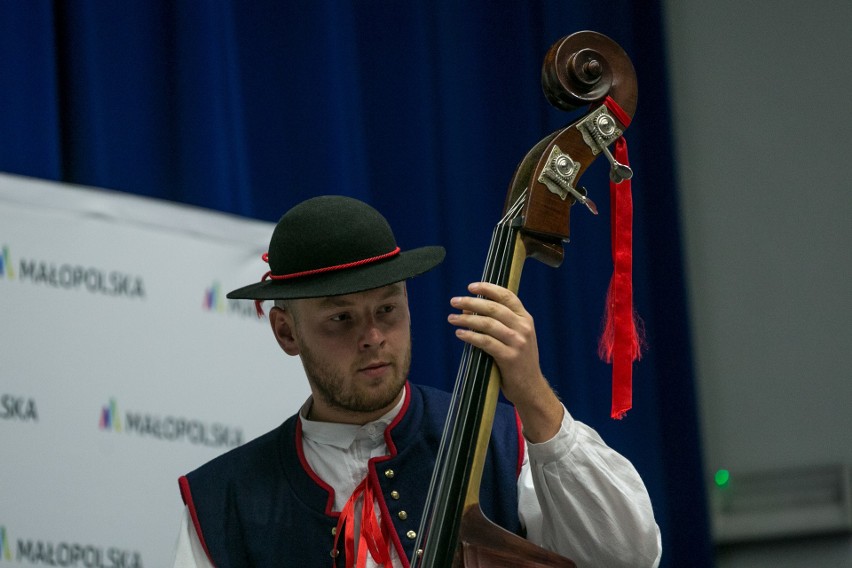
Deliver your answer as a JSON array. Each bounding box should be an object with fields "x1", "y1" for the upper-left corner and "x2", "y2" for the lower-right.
[{"x1": 173, "y1": 390, "x2": 661, "y2": 568}]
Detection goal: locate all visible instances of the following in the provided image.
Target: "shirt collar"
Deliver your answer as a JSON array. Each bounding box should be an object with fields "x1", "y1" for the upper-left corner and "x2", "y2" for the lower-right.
[{"x1": 299, "y1": 385, "x2": 406, "y2": 450}]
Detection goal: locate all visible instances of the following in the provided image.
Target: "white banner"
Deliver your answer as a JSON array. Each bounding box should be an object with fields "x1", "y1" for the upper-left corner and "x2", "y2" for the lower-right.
[{"x1": 0, "y1": 173, "x2": 310, "y2": 568}]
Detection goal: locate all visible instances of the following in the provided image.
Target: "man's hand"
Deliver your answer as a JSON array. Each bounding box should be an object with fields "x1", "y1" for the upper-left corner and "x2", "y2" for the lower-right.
[{"x1": 448, "y1": 282, "x2": 563, "y2": 443}]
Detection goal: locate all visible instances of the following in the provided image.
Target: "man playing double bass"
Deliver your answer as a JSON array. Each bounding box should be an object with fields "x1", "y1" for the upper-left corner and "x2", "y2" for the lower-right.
[{"x1": 172, "y1": 195, "x2": 661, "y2": 567}]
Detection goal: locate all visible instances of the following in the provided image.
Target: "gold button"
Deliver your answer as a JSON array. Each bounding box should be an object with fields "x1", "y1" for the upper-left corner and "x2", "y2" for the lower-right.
[
  {"x1": 390, "y1": 490, "x2": 400, "y2": 500},
  {"x1": 331, "y1": 527, "x2": 336, "y2": 535},
  {"x1": 330, "y1": 549, "x2": 339, "y2": 558},
  {"x1": 416, "y1": 549, "x2": 423, "y2": 557},
  {"x1": 398, "y1": 510, "x2": 408, "y2": 520},
  {"x1": 406, "y1": 530, "x2": 417, "y2": 539},
  {"x1": 384, "y1": 469, "x2": 395, "y2": 479}
]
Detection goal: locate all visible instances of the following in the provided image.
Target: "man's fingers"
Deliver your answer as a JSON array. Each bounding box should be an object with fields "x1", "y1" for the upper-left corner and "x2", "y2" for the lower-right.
[
  {"x1": 449, "y1": 311, "x2": 508, "y2": 339},
  {"x1": 450, "y1": 293, "x2": 516, "y2": 326},
  {"x1": 468, "y1": 281, "x2": 526, "y2": 312}
]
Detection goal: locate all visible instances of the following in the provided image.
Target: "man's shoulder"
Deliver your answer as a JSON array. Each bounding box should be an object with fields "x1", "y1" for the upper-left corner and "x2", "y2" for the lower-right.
[
  {"x1": 185, "y1": 416, "x2": 296, "y2": 482},
  {"x1": 412, "y1": 381, "x2": 451, "y2": 403}
]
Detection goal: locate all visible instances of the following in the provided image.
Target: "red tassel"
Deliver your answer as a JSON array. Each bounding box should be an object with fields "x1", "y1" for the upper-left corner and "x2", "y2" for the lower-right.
[{"x1": 598, "y1": 135, "x2": 644, "y2": 419}]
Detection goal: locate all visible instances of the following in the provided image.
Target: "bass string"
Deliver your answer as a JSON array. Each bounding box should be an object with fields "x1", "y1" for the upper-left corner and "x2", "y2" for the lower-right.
[
  {"x1": 460, "y1": 189, "x2": 527, "y2": 407},
  {"x1": 445, "y1": 189, "x2": 527, "y2": 465},
  {"x1": 412, "y1": 190, "x2": 528, "y2": 561}
]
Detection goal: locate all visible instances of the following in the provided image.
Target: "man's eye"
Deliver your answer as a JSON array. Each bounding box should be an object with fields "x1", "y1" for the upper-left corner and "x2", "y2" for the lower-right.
[
  {"x1": 379, "y1": 305, "x2": 395, "y2": 315},
  {"x1": 330, "y1": 313, "x2": 351, "y2": 322}
]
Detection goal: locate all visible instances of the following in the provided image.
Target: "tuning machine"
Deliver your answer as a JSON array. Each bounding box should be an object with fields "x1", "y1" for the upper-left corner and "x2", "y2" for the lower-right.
[
  {"x1": 577, "y1": 106, "x2": 632, "y2": 183},
  {"x1": 538, "y1": 145, "x2": 598, "y2": 215}
]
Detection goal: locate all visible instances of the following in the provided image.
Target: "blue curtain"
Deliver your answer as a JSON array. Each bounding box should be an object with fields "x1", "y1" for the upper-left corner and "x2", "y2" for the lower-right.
[{"x1": 0, "y1": 1, "x2": 712, "y2": 565}]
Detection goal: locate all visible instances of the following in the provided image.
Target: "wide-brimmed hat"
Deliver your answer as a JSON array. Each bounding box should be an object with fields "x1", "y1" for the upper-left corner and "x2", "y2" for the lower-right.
[{"x1": 227, "y1": 195, "x2": 445, "y2": 300}]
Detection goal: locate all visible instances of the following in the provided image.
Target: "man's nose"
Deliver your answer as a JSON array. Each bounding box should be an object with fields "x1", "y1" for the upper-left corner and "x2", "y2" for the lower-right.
[{"x1": 360, "y1": 319, "x2": 386, "y2": 349}]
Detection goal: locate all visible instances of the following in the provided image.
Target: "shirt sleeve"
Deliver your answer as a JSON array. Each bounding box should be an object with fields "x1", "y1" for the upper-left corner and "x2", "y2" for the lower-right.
[
  {"x1": 517, "y1": 406, "x2": 662, "y2": 568},
  {"x1": 172, "y1": 506, "x2": 216, "y2": 568}
]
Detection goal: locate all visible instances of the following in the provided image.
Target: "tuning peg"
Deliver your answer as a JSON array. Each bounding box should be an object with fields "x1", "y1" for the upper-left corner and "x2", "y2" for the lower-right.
[
  {"x1": 600, "y1": 145, "x2": 633, "y2": 183},
  {"x1": 574, "y1": 186, "x2": 599, "y2": 215}
]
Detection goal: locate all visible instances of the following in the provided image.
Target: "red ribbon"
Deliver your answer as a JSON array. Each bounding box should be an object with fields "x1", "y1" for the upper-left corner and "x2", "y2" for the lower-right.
[
  {"x1": 331, "y1": 478, "x2": 392, "y2": 568},
  {"x1": 598, "y1": 97, "x2": 643, "y2": 420}
]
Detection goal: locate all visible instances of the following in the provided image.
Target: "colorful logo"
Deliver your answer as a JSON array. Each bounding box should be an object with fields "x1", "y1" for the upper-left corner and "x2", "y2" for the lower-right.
[
  {"x1": 0, "y1": 525, "x2": 143, "y2": 566},
  {"x1": 1, "y1": 526, "x2": 11, "y2": 560},
  {"x1": 98, "y1": 398, "x2": 243, "y2": 448},
  {"x1": 0, "y1": 245, "x2": 13, "y2": 279},
  {"x1": 99, "y1": 398, "x2": 121, "y2": 432},
  {"x1": 203, "y1": 281, "x2": 226, "y2": 312},
  {"x1": 203, "y1": 281, "x2": 259, "y2": 319}
]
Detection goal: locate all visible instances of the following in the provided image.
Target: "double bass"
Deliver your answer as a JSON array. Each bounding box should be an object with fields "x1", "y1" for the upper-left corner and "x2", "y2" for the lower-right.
[{"x1": 411, "y1": 31, "x2": 638, "y2": 567}]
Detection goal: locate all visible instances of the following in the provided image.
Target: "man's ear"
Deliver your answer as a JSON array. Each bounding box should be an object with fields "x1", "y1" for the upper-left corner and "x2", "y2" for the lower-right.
[{"x1": 269, "y1": 306, "x2": 301, "y2": 356}]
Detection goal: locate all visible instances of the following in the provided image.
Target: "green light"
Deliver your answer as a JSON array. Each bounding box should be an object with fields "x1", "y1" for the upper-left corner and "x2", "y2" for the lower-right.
[{"x1": 714, "y1": 469, "x2": 731, "y2": 488}]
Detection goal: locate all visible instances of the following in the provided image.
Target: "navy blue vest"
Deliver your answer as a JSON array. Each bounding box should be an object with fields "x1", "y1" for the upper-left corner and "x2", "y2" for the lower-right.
[{"x1": 179, "y1": 383, "x2": 523, "y2": 567}]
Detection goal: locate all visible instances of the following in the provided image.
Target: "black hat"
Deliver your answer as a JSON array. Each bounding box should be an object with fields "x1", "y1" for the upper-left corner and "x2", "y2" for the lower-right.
[{"x1": 227, "y1": 195, "x2": 445, "y2": 300}]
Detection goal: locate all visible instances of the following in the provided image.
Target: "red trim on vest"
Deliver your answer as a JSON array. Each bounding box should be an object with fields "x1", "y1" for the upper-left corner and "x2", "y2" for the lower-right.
[
  {"x1": 292, "y1": 383, "x2": 413, "y2": 519},
  {"x1": 368, "y1": 383, "x2": 413, "y2": 567},
  {"x1": 366, "y1": 464, "x2": 408, "y2": 568},
  {"x1": 179, "y1": 476, "x2": 216, "y2": 567},
  {"x1": 381, "y1": 382, "x2": 412, "y2": 457},
  {"x1": 294, "y1": 417, "x2": 339, "y2": 517}
]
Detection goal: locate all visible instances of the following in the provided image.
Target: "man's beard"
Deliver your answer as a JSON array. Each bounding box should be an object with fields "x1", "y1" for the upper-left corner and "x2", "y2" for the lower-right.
[{"x1": 299, "y1": 341, "x2": 411, "y2": 415}]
